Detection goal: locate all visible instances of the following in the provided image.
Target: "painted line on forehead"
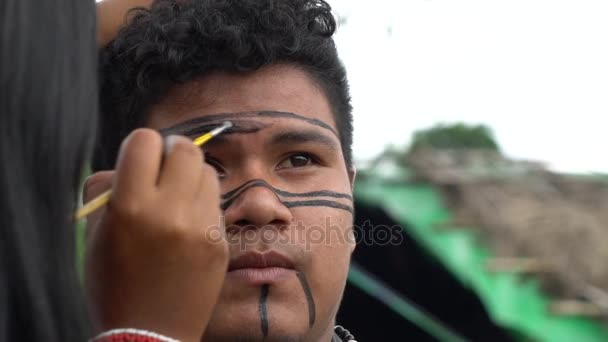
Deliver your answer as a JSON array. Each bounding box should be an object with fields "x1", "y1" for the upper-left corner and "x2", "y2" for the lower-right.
[
  {"x1": 158, "y1": 120, "x2": 272, "y2": 137},
  {"x1": 259, "y1": 284, "x2": 270, "y2": 337},
  {"x1": 221, "y1": 179, "x2": 353, "y2": 201},
  {"x1": 159, "y1": 111, "x2": 339, "y2": 138},
  {"x1": 296, "y1": 272, "x2": 316, "y2": 329},
  {"x1": 284, "y1": 200, "x2": 354, "y2": 214}
]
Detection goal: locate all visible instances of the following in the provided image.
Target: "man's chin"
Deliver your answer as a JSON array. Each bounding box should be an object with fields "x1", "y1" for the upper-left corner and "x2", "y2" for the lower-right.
[
  {"x1": 204, "y1": 274, "x2": 320, "y2": 341},
  {"x1": 202, "y1": 304, "x2": 312, "y2": 342}
]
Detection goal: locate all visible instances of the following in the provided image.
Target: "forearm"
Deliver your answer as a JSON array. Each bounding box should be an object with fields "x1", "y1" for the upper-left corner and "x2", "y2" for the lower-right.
[{"x1": 96, "y1": 0, "x2": 153, "y2": 48}]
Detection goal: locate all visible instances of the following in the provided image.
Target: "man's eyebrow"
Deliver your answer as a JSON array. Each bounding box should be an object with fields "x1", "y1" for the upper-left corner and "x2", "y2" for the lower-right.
[
  {"x1": 157, "y1": 111, "x2": 339, "y2": 137},
  {"x1": 268, "y1": 130, "x2": 339, "y2": 152},
  {"x1": 159, "y1": 120, "x2": 271, "y2": 137}
]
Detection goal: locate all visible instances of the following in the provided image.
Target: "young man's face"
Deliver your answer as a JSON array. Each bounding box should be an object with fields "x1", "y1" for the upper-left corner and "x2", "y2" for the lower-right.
[{"x1": 146, "y1": 64, "x2": 355, "y2": 342}]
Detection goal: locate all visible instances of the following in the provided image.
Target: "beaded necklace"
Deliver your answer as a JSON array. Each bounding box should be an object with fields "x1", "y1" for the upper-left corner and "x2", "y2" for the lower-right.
[{"x1": 333, "y1": 325, "x2": 357, "y2": 342}]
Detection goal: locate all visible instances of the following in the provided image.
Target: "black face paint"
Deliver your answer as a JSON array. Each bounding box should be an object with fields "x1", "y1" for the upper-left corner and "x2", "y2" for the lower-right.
[
  {"x1": 222, "y1": 179, "x2": 278, "y2": 201},
  {"x1": 221, "y1": 179, "x2": 354, "y2": 213},
  {"x1": 259, "y1": 284, "x2": 270, "y2": 337},
  {"x1": 296, "y1": 272, "x2": 316, "y2": 328},
  {"x1": 159, "y1": 119, "x2": 272, "y2": 137},
  {"x1": 258, "y1": 277, "x2": 315, "y2": 338},
  {"x1": 158, "y1": 110, "x2": 339, "y2": 138},
  {"x1": 284, "y1": 200, "x2": 354, "y2": 214},
  {"x1": 222, "y1": 179, "x2": 353, "y2": 201}
]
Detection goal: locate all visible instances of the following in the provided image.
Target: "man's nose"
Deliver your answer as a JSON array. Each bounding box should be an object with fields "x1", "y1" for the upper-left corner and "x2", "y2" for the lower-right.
[{"x1": 223, "y1": 183, "x2": 293, "y2": 231}]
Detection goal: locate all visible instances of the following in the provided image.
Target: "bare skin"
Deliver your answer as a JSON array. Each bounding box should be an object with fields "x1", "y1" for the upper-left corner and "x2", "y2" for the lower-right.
[
  {"x1": 84, "y1": 131, "x2": 229, "y2": 342},
  {"x1": 90, "y1": 7, "x2": 357, "y2": 335},
  {"x1": 89, "y1": 2, "x2": 230, "y2": 341},
  {"x1": 87, "y1": 2, "x2": 231, "y2": 340},
  {"x1": 86, "y1": 64, "x2": 356, "y2": 341},
  {"x1": 145, "y1": 64, "x2": 357, "y2": 341}
]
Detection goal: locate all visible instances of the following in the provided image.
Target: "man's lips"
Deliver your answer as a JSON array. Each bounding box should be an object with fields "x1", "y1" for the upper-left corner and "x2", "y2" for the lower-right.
[
  {"x1": 228, "y1": 250, "x2": 295, "y2": 271},
  {"x1": 227, "y1": 251, "x2": 295, "y2": 285}
]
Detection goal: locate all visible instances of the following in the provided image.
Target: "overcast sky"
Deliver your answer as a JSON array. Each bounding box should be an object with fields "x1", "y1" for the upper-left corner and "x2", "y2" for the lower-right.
[{"x1": 330, "y1": 0, "x2": 608, "y2": 173}]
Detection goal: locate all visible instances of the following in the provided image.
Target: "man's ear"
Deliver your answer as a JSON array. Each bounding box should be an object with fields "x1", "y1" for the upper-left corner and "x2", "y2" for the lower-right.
[{"x1": 348, "y1": 166, "x2": 356, "y2": 191}]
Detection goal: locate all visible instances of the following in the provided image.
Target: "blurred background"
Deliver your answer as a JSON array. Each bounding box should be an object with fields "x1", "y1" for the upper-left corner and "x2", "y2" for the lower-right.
[
  {"x1": 327, "y1": 1, "x2": 608, "y2": 341},
  {"x1": 331, "y1": 0, "x2": 608, "y2": 174}
]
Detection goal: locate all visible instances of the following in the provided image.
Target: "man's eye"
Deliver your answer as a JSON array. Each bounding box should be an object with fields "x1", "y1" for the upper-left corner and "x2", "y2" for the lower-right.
[{"x1": 277, "y1": 153, "x2": 316, "y2": 169}]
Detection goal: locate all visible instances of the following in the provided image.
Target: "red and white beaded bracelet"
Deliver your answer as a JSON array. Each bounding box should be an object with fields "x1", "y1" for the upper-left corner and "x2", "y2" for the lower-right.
[{"x1": 90, "y1": 328, "x2": 180, "y2": 342}]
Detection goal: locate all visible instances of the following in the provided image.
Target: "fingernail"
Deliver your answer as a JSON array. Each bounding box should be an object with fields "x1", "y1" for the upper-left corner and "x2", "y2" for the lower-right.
[
  {"x1": 164, "y1": 135, "x2": 180, "y2": 154},
  {"x1": 164, "y1": 135, "x2": 194, "y2": 154}
]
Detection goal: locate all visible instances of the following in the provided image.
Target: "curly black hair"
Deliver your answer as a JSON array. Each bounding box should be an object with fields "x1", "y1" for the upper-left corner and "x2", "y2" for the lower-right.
[{"x1": 93, "y1": 0, "x2": 353, "y2": 171}]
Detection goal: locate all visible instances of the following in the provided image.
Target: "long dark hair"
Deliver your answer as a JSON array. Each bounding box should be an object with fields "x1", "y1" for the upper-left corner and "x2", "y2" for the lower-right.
[{"x1": 0, "y1": 0, "x2": 96, "y2": 340}]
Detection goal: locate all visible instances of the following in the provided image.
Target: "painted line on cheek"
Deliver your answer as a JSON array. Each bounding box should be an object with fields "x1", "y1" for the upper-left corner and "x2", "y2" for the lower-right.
[
  {"x1": 221, "y1": 181, "x2": 353, "y2": 213},
  {"x1": 279, "y1": 190, "x2": 353, "y2": 200},
  {"x1": 259, "y1": 284, "x2": 270, "y2": 337},
  {"x1": 222, "y1": 179, "x2": 353, "y2": 201},
  {"x1": 284, "y1": 200, "x2": 354, "y2": 214},
  {"x1": 296, "y1": 272, "x2": 316, "y2": 328}
]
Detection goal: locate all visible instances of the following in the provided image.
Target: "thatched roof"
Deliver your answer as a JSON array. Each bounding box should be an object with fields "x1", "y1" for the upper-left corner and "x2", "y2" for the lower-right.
[{"x1": 406, "y1": 148, "x2": 608, "y2": 319}]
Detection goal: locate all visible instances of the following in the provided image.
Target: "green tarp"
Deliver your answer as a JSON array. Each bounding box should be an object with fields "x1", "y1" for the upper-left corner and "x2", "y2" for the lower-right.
[{"x1": 354, "y1": 179, "x2": 608, "y2": 342}]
